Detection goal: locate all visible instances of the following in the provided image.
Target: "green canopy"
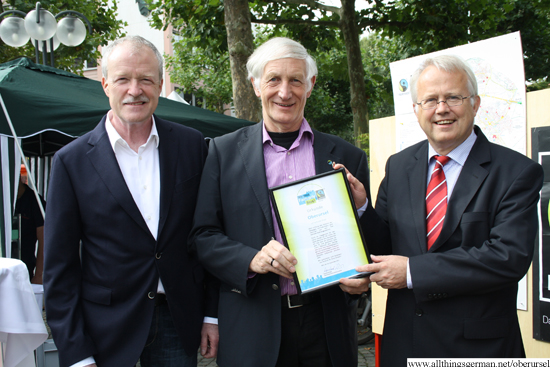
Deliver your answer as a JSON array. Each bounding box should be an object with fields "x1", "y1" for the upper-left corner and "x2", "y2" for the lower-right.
[{"x1": 0, "y1": 57, "x2": 253, "y2": 156}]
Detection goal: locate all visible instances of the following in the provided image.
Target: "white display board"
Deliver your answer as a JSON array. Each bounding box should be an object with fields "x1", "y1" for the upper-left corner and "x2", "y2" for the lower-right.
[{"x1": 390, "y1": 32, "x2": 526, "y2": 155}]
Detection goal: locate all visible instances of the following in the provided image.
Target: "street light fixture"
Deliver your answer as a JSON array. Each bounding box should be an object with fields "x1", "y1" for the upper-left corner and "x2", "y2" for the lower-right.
[{"x1": 0, "y1": 2, "x2": 92, "y2": 66}]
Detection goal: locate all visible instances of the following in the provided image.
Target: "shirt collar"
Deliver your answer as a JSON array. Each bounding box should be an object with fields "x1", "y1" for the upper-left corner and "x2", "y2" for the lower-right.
[
  {"x1": 262, "y1": 118, "x2": 314, "y2": 147},
  {"x1": 105, "y1": 113, "x2": 160, "y2": 151},
  {"x1": 428, "y1": 128, "x2": 477, "y2": 166}
]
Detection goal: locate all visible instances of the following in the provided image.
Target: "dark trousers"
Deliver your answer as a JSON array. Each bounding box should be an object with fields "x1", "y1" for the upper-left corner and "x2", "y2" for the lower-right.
[
  {"x1": 139, "y1": 297, "x2": 197, "y2": 367},
  {"x1": 276, "y1": 295, "x2": 332, "y2": 367}
]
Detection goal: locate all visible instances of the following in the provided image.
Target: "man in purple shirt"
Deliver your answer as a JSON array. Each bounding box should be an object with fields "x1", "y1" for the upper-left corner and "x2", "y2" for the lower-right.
[{"x1": 190, "y1": 37, "x2": 378, "y2": 367}]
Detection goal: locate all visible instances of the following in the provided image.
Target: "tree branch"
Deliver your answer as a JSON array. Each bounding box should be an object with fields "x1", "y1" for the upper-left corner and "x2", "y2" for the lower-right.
[
  {"x1": 358, "y1": 18, "x2": 413, "y2": 30},
  {"x1": 251, "y1": 15, "x2": 339, "y2": 27},
  {"x1": 270, "y1": 0, "x2": 342, "y2": 15}
]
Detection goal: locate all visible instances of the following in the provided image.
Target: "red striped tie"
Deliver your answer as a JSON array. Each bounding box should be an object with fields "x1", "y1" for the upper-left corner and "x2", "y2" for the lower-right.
[{"x1": 426, "y1": 155, "x2": 451, "y2": 250}]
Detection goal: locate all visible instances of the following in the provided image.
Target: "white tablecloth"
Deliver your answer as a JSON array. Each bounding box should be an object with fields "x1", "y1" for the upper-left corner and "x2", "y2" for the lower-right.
[{"x1": 0, "y1": 258, "x2": 48, "y2": 367}]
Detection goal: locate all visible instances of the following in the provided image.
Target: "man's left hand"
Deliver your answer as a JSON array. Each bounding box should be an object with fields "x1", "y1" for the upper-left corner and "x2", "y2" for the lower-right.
[
  {"x1": 362, "y1": 255, "x2": 408, "y2": 289},
  {"x1": 200, "y1": 322, "x2": 219, "y2": 358},
  {"x1": 339, "y1": 275, "x2": 371, "y2": 295},
  {"x1": 332, "y1": 163, "x2": 366, "y2": 208}
]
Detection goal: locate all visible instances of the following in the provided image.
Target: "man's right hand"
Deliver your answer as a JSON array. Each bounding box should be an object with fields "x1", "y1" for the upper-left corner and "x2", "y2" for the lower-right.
[{"x1": 249, "y1": 240, "x2": 297, "y2": 279}]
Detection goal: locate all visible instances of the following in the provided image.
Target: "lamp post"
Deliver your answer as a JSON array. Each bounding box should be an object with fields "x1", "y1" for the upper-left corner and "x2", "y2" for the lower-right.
[{"x1": 0, "y1": 2, "x2": 92, "y2": 67}]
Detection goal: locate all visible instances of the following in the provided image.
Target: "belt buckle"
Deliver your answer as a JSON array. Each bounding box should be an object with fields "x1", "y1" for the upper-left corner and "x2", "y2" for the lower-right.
[{"x1": 287, "y1": 294, "x2": 303, "y2": 309}]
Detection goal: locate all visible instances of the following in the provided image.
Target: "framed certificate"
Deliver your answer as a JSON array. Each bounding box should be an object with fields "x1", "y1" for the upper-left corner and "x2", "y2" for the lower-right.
[{"x1": 269, "y1": 168, "x2": 371, "y2": 294}]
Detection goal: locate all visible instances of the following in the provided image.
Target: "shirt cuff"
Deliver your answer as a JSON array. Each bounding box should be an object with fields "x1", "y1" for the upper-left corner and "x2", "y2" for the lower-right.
[
  {"x1": 406, "y1": 258, "x2": 413, "y2": 289},
  {"x1": 357, "y1": 198, "x2": 369, "y2": 218},
  {"x1": 70, "y1": 357, "x2": 95, "y2": 367},
  {"x1": 204, "y1": 317, "x2": 218, "y2": 325}
]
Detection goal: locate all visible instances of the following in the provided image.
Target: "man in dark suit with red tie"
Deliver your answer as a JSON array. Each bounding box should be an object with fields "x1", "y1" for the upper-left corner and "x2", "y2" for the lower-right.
[{"x1": 341, "y1": 54, "x2": 543, "y2": 365}]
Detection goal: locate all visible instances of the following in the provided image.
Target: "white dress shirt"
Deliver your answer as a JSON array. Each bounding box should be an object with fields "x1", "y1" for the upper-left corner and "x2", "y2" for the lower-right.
[{"x1": 70, "y1": 116, "x2": 161, "y2": 367}]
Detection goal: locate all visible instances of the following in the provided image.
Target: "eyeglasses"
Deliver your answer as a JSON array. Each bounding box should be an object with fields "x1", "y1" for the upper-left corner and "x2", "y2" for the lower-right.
[{"x1": 416, "y1": 95, "x2": 471, "y2": 110}]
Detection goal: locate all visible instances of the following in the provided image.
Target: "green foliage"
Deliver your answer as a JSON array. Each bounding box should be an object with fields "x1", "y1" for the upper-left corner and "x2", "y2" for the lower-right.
[
  {"x1": 166, "y1": 35, "x2": 233, "y2": 114},
  {"x1": 148, "y1": 0, "x2": 227, "y2": 56},
  {"x1": 147, "y1": 0, "x2": 550, "y2": 136},
  {"x1": 305, "y1": 45, "x2": 354, "y2": 143},
  {"x1": 148, "y1": 0, "x2": 234, "y2": 114},
  {"x1": 376, "y1": 0, "x2": 550, "y2": 84},
  {"x1": 0, "y1": 0, "x2": 125, "y2": 74},
  {"x1": 361, "y1": 0, "x2": 550, "y2": 123},
  {"x1": 362, "y1": 33, "x2": 411, "y2": 120},
  {"x1": 527, "y1": 78, "x2": 550, "y2": 93},
  {"x1": 491, "y1": 0, "x2": 550, "y2": 82},
  {"x1": 357, "y1": 132, "x2": 369, "y2": 160},
  {"x1": 148, "y1": 1, "x2": 354, "y2": 137}
]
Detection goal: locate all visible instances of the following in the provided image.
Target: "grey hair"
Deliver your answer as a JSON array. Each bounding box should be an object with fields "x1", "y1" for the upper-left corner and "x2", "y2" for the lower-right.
[
  {"x1": 247, "y1": 37, "x2": 318, "y2": 91},
  {"x1": 410, "y1": 55, "x2": 477, "y2": 105},
  {"x1": 102, "y1": 35, "x2": 164, "y2": 82}
]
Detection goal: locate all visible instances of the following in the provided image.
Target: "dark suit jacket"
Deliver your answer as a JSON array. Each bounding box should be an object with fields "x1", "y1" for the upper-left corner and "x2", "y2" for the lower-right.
[
  {"x1": 43, "y1": 115, "x2": 218, "y2": 367},
  {"x1": 371, "y1": 126, "x2": 543, "y2": 365},
  {"x1": 190, "y1": 122, "x2": 379, "y2": 367}
]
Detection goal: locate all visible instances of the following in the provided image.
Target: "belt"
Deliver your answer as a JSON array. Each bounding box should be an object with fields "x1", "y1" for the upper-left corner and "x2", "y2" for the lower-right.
[
  {"x1": 155, "y1": 293, "x2": 167, "y2": 306},
  {"x1": 282, "y1": 292, "x2": 321, "y2": 309}
]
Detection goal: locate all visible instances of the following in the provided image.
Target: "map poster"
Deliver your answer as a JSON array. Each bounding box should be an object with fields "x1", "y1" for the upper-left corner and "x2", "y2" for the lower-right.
[
  {"x1": 532, "y1": 126, "x2": 550, "y2": 342},
  {"x1": 389, "y1": 32, "x2": 526, "y2": 155},
  {"x1": 269, "y1": 168, "x2": 371, "y2": 294}
]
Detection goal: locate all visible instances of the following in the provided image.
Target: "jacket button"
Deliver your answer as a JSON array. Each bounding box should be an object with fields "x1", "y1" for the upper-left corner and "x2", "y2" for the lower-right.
[
  {"x1": 155, "y1": 252, "x2": 162, "y2": 259},
  {"x1": 148, "y1": 292, "x2": 155, "y2": 299},
  {"x1": 272, "y1": 284, "x2": 279, "y2": 290},
  {"x1": 415, "y1": 309, "x2": 423, "y2": 316}
]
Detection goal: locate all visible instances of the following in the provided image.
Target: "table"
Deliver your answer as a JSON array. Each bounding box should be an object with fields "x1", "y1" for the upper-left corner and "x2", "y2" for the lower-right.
[{"x1": 0, "y1": 258, "x2": 48, "y2": 367}]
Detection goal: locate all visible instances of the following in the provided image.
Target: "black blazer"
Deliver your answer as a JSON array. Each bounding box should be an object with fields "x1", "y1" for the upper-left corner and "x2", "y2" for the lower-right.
[
  {"x1": 44, "y1": 115, "x2": 218, "y2": 367},
  {"x1": 190, "y1": 122, "x2": 379, "y2": 367},
  {"x1": 372, "y1": 126, "x2": 543, "y2": 365}
]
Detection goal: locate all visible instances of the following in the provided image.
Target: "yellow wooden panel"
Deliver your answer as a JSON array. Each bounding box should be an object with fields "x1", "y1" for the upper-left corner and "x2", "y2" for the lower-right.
[{"x1": 368, "y1": 116, "x2": 395, "y2": 335}]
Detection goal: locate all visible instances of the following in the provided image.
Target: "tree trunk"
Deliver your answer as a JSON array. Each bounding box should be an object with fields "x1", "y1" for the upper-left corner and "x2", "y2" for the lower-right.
[
  {"x1": 224, "y1": 0, "x2": 262, "y2": 122},
  {"x1": 339, "y1": 0, "x2": 369, "y2": 148}
]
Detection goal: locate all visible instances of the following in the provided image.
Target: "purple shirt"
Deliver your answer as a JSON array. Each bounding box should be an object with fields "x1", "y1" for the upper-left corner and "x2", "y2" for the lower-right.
[{"x1": 263, "y1": 119, "x2": 316, "y2": 296}]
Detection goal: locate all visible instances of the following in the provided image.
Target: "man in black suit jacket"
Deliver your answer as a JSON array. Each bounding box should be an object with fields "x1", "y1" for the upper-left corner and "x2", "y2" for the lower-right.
[
  {"x1": 342, "y1": 55, "x2": 543, "y2": 365},
  {"x1": 43, "y1": 36, "x2": 218, "y2": 367},
  {"x1": 190, "y1": 37, "x2": 378, "y2": 367}
]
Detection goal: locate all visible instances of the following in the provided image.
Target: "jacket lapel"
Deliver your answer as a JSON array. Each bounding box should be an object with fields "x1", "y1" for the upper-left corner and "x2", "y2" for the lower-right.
[
  {"x1": 86, "y1": 116, "x2": 152, "y2": 237},
  {"x1": 408, "y1": 142, "x2": 431, "y2": 254},
  {"x1": 157, "y1": 117, "x2": 176, "y2": 240},
  {"x1": 313, "y1": 131, "x2": 339, "y2": 174},
  {"x1": 238, "y1": 123, "x2": 274, "y2": 233},
  {"x1": 431, "y1": 127, "x2": 490, "y2": 251}
]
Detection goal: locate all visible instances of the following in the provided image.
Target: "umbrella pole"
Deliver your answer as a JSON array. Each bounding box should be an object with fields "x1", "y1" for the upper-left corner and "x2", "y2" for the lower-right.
[{"x1": 0, "y1": 92, "x2": 45, "y2": 219}]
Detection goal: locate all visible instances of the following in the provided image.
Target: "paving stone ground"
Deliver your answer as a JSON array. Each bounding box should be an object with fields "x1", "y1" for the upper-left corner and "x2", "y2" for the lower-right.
[
  {"x1": 197, "y1": 339, "x2": 376, "y2": 367},
  {"x1": 44, "y1": 311, "x2": 376, "y2": 366}
]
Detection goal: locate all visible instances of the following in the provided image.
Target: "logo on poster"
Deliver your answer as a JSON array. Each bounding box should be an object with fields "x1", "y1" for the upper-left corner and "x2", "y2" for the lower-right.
[{"x1": 399, "y1": 79, "x2": 408, "y2": 92}]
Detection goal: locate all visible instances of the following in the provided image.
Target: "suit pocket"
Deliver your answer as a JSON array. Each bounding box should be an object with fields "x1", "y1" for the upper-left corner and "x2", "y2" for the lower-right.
[
  {"x1": 460, "y1": 212, "x2": 490, "y2": 248},
  {"x1": 461, "y1": 212, "x2": 489, "y2": 223},
  {"x1": 174, "y1": 174, "x2": 201, "y2": 196},
  {"x1": 81, "y1": 280, "x2": 112, "y2": 305},
  {"x1": 463, "y1": 317, "x2": 509, "y2": 339}
]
